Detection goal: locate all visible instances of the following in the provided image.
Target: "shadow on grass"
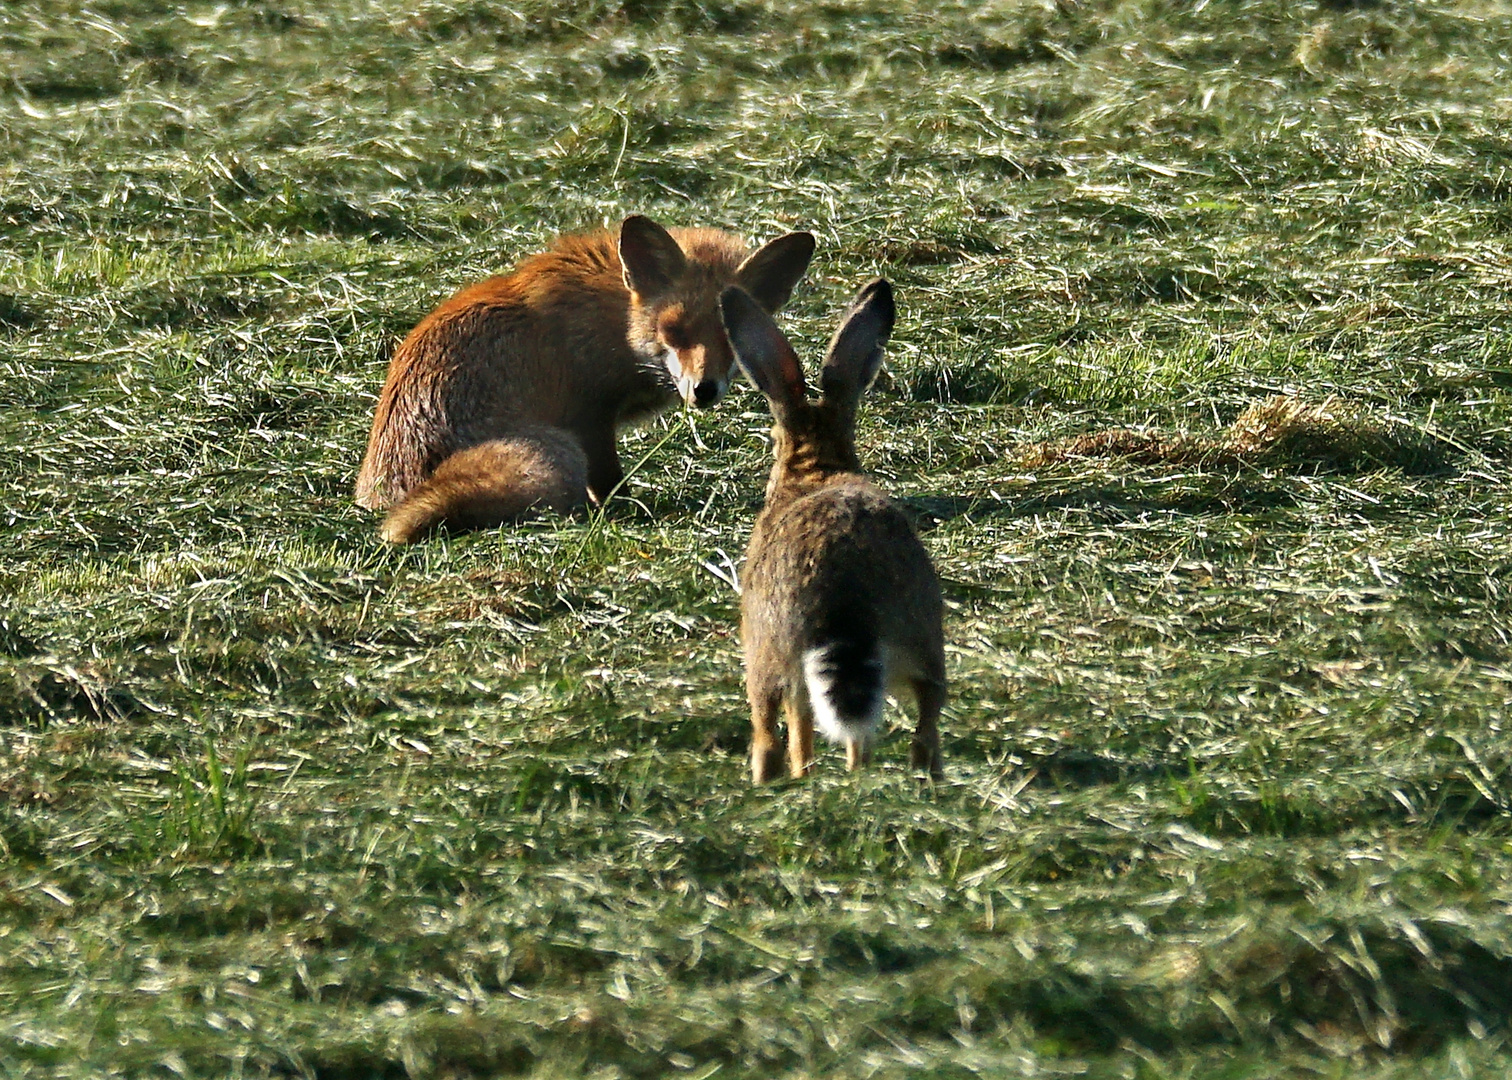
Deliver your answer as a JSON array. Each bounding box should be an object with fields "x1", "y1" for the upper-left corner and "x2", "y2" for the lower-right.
[
  {"x1": 290, "y1": 916, "x2": 1512, "y2": 1077},
  {"x1": 0, "y1": 293, "x2": 38, "y2": 330},
  {"x1": 1020, "y1": 748, "x2": 1182, "y2": 789},
  {"x1": 904, "y1": 479, "x2": 1302, "y2": 528},
  {"x1": 981, "y1": 747, "x2": 1509, "y2": 839}
]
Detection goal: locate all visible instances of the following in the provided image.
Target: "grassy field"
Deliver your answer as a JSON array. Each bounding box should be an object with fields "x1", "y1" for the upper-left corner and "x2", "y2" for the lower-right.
[{"x1": 5, "y1": 0, "x2": 1512, "y2": 1075}]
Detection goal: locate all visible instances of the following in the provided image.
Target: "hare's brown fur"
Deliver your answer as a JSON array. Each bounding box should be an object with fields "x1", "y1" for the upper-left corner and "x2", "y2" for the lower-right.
[{"x1": 724, "y1": 279, "x2": 945, "y2": 782}]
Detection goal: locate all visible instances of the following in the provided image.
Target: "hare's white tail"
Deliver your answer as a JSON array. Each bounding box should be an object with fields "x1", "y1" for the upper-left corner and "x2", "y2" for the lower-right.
[{"x1": 803, "y1": 640, "x2": 885, "y2": 744}]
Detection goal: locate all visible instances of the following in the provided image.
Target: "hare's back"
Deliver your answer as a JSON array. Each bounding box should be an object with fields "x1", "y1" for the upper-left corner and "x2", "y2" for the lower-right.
[{"x1": 747, "y1": 478, "x2": 941, "y2": 652}]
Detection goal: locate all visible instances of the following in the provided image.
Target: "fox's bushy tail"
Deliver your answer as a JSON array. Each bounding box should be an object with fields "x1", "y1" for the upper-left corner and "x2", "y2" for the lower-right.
[{"x1": 379, "y1": 428, "x2": 588, "y2": 543}]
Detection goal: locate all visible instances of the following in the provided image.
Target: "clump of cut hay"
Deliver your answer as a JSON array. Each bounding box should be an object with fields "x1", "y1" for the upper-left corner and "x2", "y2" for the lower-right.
[
  {"x1": 1028, "y1": 396, "x2": 1445, "y2": 473},
  {"x1": 1226, "y1": 395, "x2": 1397, "y2": 469},
  {"x1": 1022, "y1": 428, "x2": 1218, "y2": 469}
]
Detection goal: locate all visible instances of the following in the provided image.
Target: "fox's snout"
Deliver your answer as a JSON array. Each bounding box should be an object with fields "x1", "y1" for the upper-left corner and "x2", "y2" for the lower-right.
[
  {"x1": 693, "y1": 379, "x2": 724, "y2": 407},
  {"x1": 679, "y1": 374, "x2": 726, "y2": 408},
  {"x1": 665, "y1": 344, "x2": 731, "y2": 408}
]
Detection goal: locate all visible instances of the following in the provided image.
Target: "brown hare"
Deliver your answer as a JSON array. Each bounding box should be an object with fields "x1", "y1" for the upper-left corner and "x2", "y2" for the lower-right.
[
  {"x1": 720, "y1": 279, "x2": 946, "y2": 782},
  {"x1": 356, "y1": 215, "x2": 816, "y2": 543}
]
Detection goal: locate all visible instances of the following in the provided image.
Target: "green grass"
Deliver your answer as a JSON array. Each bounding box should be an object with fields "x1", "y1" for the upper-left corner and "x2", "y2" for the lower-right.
[{"x1": 5, "y1": 0, "x2": 1512, "y2": 1075}]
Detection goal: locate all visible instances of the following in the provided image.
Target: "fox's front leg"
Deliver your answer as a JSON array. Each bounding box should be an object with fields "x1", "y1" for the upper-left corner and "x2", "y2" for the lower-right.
[{"x1": 577, "y1": 424, "x2": 624, "y2": 505}]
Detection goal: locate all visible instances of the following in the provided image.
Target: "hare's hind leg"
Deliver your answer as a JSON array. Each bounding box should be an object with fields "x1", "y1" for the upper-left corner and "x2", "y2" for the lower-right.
[
  {"x1": 785, "y1": 694, "x2": 815, "y2": 779},
  {"x1": 910, "y1": 677, "x2": 945, "y2": 780},
  {"x1": 749, "y1": 686, "x2": 785, "y2": 784}
]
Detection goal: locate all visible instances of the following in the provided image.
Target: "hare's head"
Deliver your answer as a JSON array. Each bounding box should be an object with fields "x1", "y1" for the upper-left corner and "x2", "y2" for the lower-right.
[
  {"x1": 720, "y1": 278, "x2": 895, "y2": 487},
  {"x1": 620, "y1": 215, "x2": 815, "y2": 410}
]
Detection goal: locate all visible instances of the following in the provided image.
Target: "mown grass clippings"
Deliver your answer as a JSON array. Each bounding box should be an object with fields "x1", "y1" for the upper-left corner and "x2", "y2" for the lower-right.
[
  {"x1": 1024, "y1": 394, "x2": 1451, "y2": 475},
  {"x1": 6, "y1": 0, "x2": 1512, "y2": 1076}
]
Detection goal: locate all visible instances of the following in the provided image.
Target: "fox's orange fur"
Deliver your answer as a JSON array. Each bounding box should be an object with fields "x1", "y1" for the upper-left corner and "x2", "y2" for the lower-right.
[{"x1": 355, "y1": 216, "x2": 815, "y2": 542}]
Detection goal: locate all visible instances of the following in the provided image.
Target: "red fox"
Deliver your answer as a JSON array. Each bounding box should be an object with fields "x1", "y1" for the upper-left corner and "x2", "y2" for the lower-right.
[{"x1": 355, "y1": 215, "x2": 816, "y2": 543}]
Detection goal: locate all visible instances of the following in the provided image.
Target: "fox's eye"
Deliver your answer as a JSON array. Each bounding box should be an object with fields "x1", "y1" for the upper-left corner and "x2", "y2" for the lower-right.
[{"x1": 660, "y1": 322, "x2": 691, "y2": 351}]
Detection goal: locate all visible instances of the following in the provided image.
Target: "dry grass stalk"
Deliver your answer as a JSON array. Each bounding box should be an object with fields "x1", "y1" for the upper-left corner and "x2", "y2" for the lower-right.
[{"x1": 1027, "y1": 395, "x2": 1438, "y2": 473}]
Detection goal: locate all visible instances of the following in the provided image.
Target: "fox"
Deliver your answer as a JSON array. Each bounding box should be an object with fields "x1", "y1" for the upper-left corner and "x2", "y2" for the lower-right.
[{"x1": 354, "y1": 215, "x2": 816, "y2": 543}]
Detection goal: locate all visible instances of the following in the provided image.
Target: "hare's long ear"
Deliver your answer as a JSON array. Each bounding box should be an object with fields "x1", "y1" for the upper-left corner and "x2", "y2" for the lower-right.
[
  {"x1": 720, "y1": 286, "x2": 805, "y2": 418},
  {"x1": 735, "y1": 231, "x2": 816, "y2": 313},
  {"x1": 619, "y1": 215, "x2": 688, "y2": 298},
  {"x1": 820, "y1": 278, "x2": 894, "y2": 407}
]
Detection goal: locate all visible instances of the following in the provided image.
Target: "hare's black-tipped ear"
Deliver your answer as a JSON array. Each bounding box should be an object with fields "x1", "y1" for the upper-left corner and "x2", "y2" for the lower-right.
[
  {"x1": 619, "y1": 215, "x2": 688, "y2": 297},
  {"x1": 720, "y1": 286, "x2": 805, "y2": 414},
  {"x1": 820, "y1": 278, "x2": 894, "y2": 405},
  {"x1": 735, "y1": 231, "x2": 816, "y2": 313}
]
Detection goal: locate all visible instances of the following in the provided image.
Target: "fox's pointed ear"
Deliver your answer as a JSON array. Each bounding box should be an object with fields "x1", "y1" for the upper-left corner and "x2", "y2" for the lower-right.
[
  {"x1": 735, "y1": 231, "x2": 816, "y2": 313},
  {"x1": 820, "y1": 278, "x2": 894, "y2": 407},
  {"x1": 720, "y1": 286, "x2": 806, "y2": 415},
  {"x1": 619, "y1": 215, "x2": 688, "y2": 297}
]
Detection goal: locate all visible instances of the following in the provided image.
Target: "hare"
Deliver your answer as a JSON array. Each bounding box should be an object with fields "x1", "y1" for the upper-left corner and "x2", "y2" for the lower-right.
[{"x1": 720, "y1": 278, "x2": 946, "y2": 782}]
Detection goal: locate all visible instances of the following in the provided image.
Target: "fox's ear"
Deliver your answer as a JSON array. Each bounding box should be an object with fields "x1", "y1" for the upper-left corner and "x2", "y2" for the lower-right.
[
  {"x1": 820, "y1": 278, "x2": 894, "y2": 407},
  {"x1": 735, "y1": 231, "x2": 816, "y2": 313},
  {"x1": 619, "y1": 215, "x2": 688, "y2": 297},
  {"x1": 720, "y1": 286, "x2": 806, "y2": 415}
]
